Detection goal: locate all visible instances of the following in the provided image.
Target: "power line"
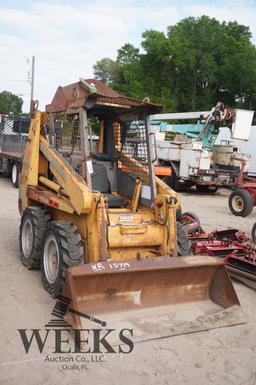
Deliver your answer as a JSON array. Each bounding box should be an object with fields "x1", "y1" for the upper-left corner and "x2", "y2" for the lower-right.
[{"x1": 0, "y1": 79, "x2": 29, "y2": 83}]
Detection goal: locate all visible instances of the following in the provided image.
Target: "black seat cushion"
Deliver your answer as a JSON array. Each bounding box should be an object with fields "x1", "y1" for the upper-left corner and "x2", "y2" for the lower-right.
[
  {"x1": 91, "y1": 163, "x2": 126, "y2": 208},
  {"x1": 91, "y1": 163, "x2": 110, "y2": 193},
  {"x1": 104, "y1": 194, "x2": 126, "y2": 208},
  {"x1": 91, "y1": 153, "x2": 114, "y2": 162}
]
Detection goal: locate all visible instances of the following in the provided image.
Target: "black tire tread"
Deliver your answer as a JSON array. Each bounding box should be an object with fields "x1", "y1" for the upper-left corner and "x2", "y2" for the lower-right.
[
  {"x1": 19, "y1": 206, "x2": 50, "y2": 269},
  {"x1": 177, "y1": 222, "x2": 192, "y2": 256},
  {"x1": 42, "y1": 221, "x2": 83, "y2": 297},
  {"x1": 228, "y1": 189, "x2": 254, "y2": 217},
  {"x1": 196, "y1": 185, "x2": 217, "y2": 194},
  {"x1": 252, "y1": 223, "x2": 256, "y2": 243},
  {"x1": 181, "y1": 211, "x2": 200, "y2": 225}
]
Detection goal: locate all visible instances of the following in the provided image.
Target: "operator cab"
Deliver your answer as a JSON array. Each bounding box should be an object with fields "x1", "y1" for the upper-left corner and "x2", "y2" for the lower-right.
[{"x1": 46, "y1": 78, "x2": 163, "y2": 209}]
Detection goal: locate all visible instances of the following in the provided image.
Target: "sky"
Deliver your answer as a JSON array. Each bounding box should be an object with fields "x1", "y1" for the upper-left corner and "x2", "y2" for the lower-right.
[{"x1": 0, "y1": 0, "x2": 255, "y2": 112}]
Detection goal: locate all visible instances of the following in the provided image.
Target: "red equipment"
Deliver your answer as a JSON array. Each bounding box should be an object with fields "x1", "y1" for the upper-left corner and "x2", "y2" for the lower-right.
[
  {"x1": 228, "y1": 158, "x2": 256, "y2": 217},
  {"x1": 181, "y1": 212, "x2": 256, "y2": 290}
]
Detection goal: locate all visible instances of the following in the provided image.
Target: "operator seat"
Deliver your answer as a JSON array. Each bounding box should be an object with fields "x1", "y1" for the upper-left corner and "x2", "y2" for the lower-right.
[{"x1": 91, "y1": 163, "x2": 126, "y2": 208}]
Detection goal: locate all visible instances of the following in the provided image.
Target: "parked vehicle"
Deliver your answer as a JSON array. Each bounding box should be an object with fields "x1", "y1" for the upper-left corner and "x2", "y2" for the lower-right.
[
  {"x1": 150, "y1": 104, "x2": 254, "y2": 192},
  {"x1": 216, "y1": 125, "x2": 256, "y2": 177},
  {"x1": 0, "y1": 114, "x2": 30, "y2": 187}
]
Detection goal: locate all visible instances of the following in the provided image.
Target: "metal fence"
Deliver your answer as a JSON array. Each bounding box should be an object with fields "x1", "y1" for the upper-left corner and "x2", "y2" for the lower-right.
[
  {"x1": 0, "y1": 115, "x2": 30, "y2": 154},
  {"x1": 52, "y1": 114, "x2": 98, "y2": 176},
  {"x1": 122, "y1": 121, "x2": 148, "y2": 163}
]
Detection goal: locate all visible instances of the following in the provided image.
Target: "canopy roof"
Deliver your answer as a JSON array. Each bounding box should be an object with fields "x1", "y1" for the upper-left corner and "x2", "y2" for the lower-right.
[{"x1": 46, "y1": 78, "x2": 163, "y2": 117}]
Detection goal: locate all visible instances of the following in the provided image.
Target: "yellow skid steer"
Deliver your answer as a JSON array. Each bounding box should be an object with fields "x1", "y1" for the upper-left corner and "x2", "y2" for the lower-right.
[{"x1": 19, "y1": 79, "x2": 245, "y2": 342}]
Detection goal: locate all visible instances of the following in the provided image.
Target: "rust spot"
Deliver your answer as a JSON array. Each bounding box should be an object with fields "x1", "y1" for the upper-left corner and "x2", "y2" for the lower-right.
[{"x1": 48, "y1": 199, "x2": 59, "y2": 208}]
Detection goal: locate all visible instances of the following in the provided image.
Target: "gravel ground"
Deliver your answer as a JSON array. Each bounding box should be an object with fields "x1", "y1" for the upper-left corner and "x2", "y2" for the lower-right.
[{"x1": 0, "y1": 176, "x2": 255, "y2": 385}]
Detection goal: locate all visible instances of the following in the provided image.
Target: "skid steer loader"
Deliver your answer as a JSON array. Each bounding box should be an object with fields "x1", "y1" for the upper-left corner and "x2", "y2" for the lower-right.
[{"x1": 19, "y1": 79, "x2": 245, "y2": 342}]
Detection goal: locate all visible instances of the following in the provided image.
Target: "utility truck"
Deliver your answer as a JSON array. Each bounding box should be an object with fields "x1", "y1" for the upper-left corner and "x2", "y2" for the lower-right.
[{"x1": 150, "y1": 103, "x2": 254, "y2": 192}]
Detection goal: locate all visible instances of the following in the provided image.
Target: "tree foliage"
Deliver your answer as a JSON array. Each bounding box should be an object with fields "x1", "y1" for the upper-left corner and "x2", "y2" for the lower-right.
[
  {"x1": 93, "y1": 57, "x2": 120, "y2": 85},
  {"x1": 93, "y1": 16, "x2": 256, "y2": 112},
  {"x1": 0, "y1": 91, "x2": 23, "y2": 114}
]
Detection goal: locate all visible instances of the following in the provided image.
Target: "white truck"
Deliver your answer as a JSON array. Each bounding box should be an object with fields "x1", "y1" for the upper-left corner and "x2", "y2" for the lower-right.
[
  {"x1": 150, "y1": 105, "x2": 254, "y2": 192},
  {"x1": 216, "y1": 125, "x2": 256, "y2": 177}
]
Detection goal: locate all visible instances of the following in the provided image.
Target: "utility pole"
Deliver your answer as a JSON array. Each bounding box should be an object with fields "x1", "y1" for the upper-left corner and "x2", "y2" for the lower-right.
[
  {"x1": 29, "y1": 56, "x2": 35, "y2": 116},
  {"x1": 30, "y1": 55, "x2": 35, "y2": 103}
]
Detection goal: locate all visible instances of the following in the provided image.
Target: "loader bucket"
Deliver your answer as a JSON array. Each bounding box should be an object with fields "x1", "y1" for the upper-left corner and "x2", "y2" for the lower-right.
[{"x1": 64, "y1": 256, "x2": 245, "y2": 344}]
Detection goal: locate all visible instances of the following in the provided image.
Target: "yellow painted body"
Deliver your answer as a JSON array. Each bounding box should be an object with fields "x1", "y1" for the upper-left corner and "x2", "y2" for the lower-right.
[{"x1": 19, "y1": 111, "x2": 180, "y2": 263}]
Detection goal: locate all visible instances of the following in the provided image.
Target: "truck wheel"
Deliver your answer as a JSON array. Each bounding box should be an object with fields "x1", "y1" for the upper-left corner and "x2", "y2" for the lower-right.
[
  {"x1": 41, "y1": 221, "x2": 83, "y2": 297},
  {"x1": 11, "y1": 162, "x2": 19, "y2": 188},
  {"x1": 229, "y1": 189, "x2": 254, "y2": 217},
  {"x1": 161, "y1": 173, "x2": 176, "y2": 189},
  {"x1": 177, "y1": 222, "x2": 192, "y2": 256},
  {"x1": 252, "y1": 223, "x2": 256, "y2": 243},
  {"x1": 162, "y1": 172, "x2": 187, "y2": 192},
  {"x1": 196, "y1": 185, "x2": 217, "y2": 194},
  {"x1": 19, "y1": 207, "x2": 50, "y2": 269}
]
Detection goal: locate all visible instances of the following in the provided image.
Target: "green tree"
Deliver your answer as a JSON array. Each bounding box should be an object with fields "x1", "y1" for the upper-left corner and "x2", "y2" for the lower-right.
[
  {"x1": 117, "y1": 43, "x2": 139, "y2": 65},
  {"x1": 115, "y1": 43, "x2": 145, "y2": 98},
  {"x1": 93, "y1": 57, "x2": 120, "y2": 85},
  {"x1": 0, "y1": 91, "x2": 23, "y2": 114},
  {"x1": 93, "y1": 16, "x2": 256, "y2": 112},
  {"x1": 167, "y1": 16, "x2": 256, "y2": 110},
  {"x1": 140, "y1": 30, "x2": 176, "y2": 110}
]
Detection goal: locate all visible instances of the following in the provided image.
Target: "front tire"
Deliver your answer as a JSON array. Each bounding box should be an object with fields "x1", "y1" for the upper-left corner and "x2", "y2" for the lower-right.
[
  {"x1": 41, "y1": 221, "x2": 83, "y2": 297},
  {"x1": 19, "y1": 206, "x2": 50, "y2": 269},
  {"x1": 228, "y1": 189, "x2": 254, "y2": 217}
]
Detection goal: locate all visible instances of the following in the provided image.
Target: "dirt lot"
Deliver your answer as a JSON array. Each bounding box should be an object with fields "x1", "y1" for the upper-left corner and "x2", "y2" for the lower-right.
[{"x1": 0, "y1": 176, "x2": 256, "y2": 385}]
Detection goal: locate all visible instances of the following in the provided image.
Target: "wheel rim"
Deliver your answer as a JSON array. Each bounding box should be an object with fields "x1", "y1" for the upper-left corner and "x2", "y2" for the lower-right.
[
  {"x1": 12, "y1": 164, "x2": 17, "y2": 184},
  {"x1": 232, "y1": 195, "x2": 244, "y2": 212},
  {"x1": 43, "y1": 235, "x2": 60, "y2": 284},
  {"x1": 21, "y1": 218, "x2": 33, "y2": 258}
]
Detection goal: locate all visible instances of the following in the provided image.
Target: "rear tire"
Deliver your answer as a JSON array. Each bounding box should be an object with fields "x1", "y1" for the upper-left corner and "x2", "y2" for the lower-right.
[
  {"x1": 161, "y1": 173, "x2": 176, "y2": 189},
  {"x1": 19, "y1": 206, "x2": 50, "y2": 269},
  {"x1": 41, "y1": 221, "x2": 83, "y2": 297},
  {"x1": 252, "y1": 223, "x2": 256, "y2": 243},
  {"x1": 162, "y1": 172, "x2": 189, "y2": 192},
  {"x1": 177, "y1": 222, "x2": 192, "y2": 256},
  {"x1": 196, "y1": 185, "x2": 217, "y2": 194},
  {"x1": 228, "y1": 189, "x2": 254, "y2": 217},
  {"x1": 181, "y1": 211, "x2": 200, "y2": 225},
  {"x1": 11, "y1": 162, "x2": 19, "y2": 188}
]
